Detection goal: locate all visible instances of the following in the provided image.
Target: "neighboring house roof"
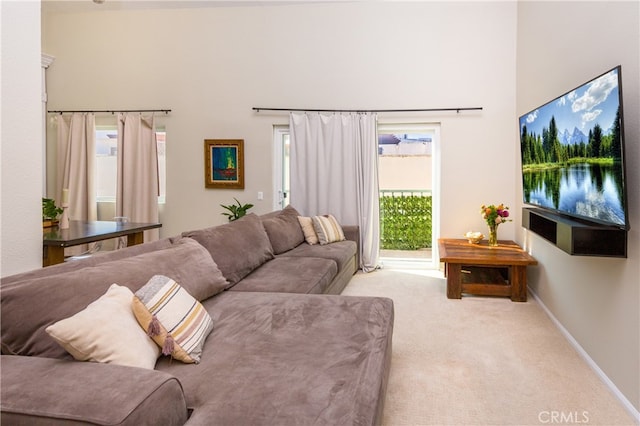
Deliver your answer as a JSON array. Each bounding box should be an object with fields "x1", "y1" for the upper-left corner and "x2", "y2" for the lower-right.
[{"x1": 378, "y1": 134, "x2": 401, "y2": 145}]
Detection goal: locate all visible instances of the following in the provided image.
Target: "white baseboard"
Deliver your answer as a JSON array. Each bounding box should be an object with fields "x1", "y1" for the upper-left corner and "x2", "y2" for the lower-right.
[{"x1": 529, "y1": 288, "x2": 640, "y2": 424}]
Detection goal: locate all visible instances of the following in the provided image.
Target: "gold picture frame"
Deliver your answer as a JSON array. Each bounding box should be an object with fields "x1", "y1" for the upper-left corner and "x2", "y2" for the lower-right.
[{"x1": 204, "y1": 139, "x2": 244, "y2": 189}]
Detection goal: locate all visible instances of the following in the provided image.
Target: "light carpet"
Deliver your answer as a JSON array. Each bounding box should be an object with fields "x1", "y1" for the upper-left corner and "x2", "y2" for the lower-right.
[{"x1": 342, "y1": 268, "x2": 637, "y2": 426}]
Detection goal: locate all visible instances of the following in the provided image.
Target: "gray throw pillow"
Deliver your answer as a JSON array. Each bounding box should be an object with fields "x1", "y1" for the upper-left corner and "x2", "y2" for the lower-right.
[
  {"x1": 182, "y1": 213, "x2": 274, "y2": 288},
  {"x1": 261, "y1": 205, "x2": 305, "y2": 254}
]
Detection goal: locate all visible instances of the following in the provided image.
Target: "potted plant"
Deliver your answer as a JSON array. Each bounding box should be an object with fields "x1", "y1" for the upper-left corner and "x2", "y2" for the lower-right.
[
  {"x1": 42, "y1": 197, "x2": 63, "y2": 227},
  {"x1": 220, "y1": 198, "x2": 254, "y2": 222}
]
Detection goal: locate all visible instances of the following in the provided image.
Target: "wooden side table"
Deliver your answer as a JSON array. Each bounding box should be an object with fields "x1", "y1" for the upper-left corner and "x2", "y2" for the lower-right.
[{"x1": 438, "y1": 238, "x2": 537, "y2": 302}]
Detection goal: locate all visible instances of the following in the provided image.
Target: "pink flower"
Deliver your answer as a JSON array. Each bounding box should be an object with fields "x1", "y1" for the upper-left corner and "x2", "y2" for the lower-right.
[{"x1": 480, "y1": 203, "x2": 512, "y2": 227}]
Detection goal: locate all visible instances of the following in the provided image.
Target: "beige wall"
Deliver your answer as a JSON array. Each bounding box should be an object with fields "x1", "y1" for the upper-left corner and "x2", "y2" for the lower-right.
[
  {"x1": 516, "y1": 1, "x2": 639, "y2": 415},
  {"x1": 379, "y1": 156, "x2": 432, "y2": 191},
  {"x1": 41, "y1": 1, "x2": 517, "y2": 242},
  {"x1": 1, "y1": 1, "x2": 43, "y2": 277}
]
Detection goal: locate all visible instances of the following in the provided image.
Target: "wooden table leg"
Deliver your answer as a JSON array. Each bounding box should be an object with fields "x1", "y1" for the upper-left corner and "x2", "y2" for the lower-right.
[
  {"x1": 510, "y1": 265, "x2": 527, "y2": 302},
  {"x1": 43, "y1": 246, "x2": 65, "y2": 267},
  {"x1": 127, "y1": 231, "x2": 144, "y2": 247},
  {"x1": 446, "y1": 263, "x2": 462, "y2": 299}
]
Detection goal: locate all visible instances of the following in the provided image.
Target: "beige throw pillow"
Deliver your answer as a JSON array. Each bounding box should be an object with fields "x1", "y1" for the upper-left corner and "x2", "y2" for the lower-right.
[
  {"x1": 312, "y1": 214, "x2": 346, "y2": 245},
  {"x1": 45, "y1": 284, "x2": 160, "y2": 369},
  {"x1": 297, "y1": 216, "x2": 319, "y2": 245},
  {"x1": 132, "y1": 275, "x2": 213, "y2": 364}
]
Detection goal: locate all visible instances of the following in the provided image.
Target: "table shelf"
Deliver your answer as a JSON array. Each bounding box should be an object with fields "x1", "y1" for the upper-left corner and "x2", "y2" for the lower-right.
[
  {"x1": 461, "y1": 266, "x2": 508, "y2": 285},
  {"x1": 461, "y1": 266, "x2": 511, "y2": 297}
]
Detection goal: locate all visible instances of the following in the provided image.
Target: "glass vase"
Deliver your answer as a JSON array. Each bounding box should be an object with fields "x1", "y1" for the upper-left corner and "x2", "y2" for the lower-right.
[{"x1": 488, "y1": 224, "x2": 498, "y2": 247}]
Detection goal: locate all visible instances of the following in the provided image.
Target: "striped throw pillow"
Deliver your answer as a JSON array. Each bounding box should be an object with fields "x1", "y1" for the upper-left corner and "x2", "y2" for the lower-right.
[
  {"x1": 311, "y1": 214, "x2": 346, "y2": 245},
  {"x1": 132, "y1": 275, "x2": 213, "y2": 364}
]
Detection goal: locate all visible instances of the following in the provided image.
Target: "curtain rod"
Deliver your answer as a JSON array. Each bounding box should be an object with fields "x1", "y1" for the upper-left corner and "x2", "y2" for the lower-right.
[
  {"x1": 252, "y1": 107, "x2": 482, "y2": 113},
  {"x1": 47, "y1": 109, "x2": 171, "y2": 114}
]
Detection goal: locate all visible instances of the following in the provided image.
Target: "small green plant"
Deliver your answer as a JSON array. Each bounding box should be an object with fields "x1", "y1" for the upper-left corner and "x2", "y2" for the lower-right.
[
  {"x1": 220, "y1": 198, "x2": 254, "y2": 222},
  {"x1": 42, "y1": 197, "x2": 63, "y2": 221}
]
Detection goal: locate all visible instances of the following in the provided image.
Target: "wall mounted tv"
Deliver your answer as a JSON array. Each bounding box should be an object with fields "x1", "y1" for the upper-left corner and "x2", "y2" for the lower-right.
[{"x1": 519, "y1": 65, "x2": 629, "y2": 230}]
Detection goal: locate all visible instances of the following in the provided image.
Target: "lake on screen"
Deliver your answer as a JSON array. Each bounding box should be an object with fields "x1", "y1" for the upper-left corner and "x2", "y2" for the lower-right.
[{"x1": 523, "y1": 163, "x2": 625, "y2": 226}]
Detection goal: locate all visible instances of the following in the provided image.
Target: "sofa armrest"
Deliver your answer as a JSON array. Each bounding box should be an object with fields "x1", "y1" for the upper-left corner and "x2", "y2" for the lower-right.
[
  {"x1": 342, "y1": 225, "x2": 359, "y2": 244},
  {"x1": 342, "y1": 225, "x2": 360, "y2": 268},
  {"x1": 1, "y1": 355, "x2": 188, "y2": 426}
]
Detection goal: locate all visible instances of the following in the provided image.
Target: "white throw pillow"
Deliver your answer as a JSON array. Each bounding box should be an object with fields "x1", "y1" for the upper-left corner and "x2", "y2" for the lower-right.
[{"x1": 45, "y1": 284, "x2": 160, "y2": 369}]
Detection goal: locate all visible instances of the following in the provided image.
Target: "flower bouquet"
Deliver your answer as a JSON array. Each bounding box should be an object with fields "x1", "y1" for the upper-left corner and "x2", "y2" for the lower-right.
[{"x1": 481, "y1": 203, "x2": 511, "y2": 246}]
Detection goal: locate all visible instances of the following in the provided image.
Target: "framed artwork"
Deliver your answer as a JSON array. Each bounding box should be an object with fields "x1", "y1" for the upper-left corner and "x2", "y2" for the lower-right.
[{"x1": 204, "y1": 139, "x2": 244, "y2": 189}]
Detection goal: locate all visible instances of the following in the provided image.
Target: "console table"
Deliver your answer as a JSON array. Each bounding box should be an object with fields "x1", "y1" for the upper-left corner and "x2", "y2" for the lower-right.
[
  {"x1": 43, "y1": 221, "x2": 162, "y2": 267},
  {"x1": 438, "y1": 238, "x2": 537, "y2": 302}
]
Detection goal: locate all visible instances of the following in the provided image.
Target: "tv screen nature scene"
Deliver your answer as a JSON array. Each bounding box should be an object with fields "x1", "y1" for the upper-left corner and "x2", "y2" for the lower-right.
[{"x1": 519, "y1": 66, "x2": 627, "y2": 228}]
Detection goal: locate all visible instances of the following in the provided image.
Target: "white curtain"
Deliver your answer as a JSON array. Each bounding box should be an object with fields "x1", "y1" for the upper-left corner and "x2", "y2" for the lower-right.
[
  {"x1": 56, "y1": 113, "x2": 97, "y2": 255},
  {"x1": 116, "y1": 113, "x2": 160, "y2": 247},
  {"x1": 290, "y1": 112, "x2": 380, "y2": 272}
]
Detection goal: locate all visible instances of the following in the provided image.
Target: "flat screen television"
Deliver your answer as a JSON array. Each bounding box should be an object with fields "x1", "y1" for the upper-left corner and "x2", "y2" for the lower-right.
[{"x1": 519, "y1": 65, "x2": 629, "y2": 230}]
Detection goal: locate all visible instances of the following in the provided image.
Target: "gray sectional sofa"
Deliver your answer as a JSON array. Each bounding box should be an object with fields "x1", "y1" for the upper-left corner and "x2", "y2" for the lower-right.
[{"x1": 1, "y1": 206, "x2": 394, "y2": 425}]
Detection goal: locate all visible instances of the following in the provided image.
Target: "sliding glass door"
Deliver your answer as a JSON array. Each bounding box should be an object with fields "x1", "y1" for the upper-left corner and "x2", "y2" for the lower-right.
[
  {"x1": 378, "y1": 123, "x2": 440, "y2": 269},
  {"x1": 273, "y1": 121, "x2": 440, "y2": 269}
]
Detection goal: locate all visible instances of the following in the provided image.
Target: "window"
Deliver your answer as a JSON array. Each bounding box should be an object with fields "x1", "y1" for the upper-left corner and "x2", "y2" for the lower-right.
[
  {"x1": 95, "y1": 127, "x2": 166, "y2": 203},
  {"x1": 273, "y1": 125, "x2": 290, "y2": 210}
]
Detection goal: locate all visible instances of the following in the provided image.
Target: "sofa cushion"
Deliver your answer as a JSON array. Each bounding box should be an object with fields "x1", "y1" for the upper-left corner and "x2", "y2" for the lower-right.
[
  {"x1": 261, "y1": 205, "x2": 305, "y2": 254},
  {"x1": 133, "y1": 275, "x2": 213, "y2": 364},
  {"x1": 297, "y1": 216, "x2": 319, "y2": 245},
  {"x1": 1, "y1": 356, "x2": 188, "y2": 426},
  {"x1": 229, "y1": 257, "x2": 337, "y2": 294},
  {"x1": 45, "y1": 284, "x2": 160, "y2": 369},
  {"x1": 154, "y1": 292, "x2": 394, "y2": 426},
  {"x1": 312, "y1": 214, "x2": 346, "y2": 245},
  {"x1": 277, "y1": 240, "x2": 357, "y2": 272},
  {"x1": 183, "y1": 213, "x2": 274, "y2": 288},
  {"x1": 1, "y1": 238, "x2": 225, "y2": 359}
]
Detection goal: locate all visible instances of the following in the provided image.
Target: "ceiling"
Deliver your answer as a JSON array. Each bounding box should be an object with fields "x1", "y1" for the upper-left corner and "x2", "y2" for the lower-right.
[{"x1": 41, "y1": 0, "x2": 349, "y2": 14}]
